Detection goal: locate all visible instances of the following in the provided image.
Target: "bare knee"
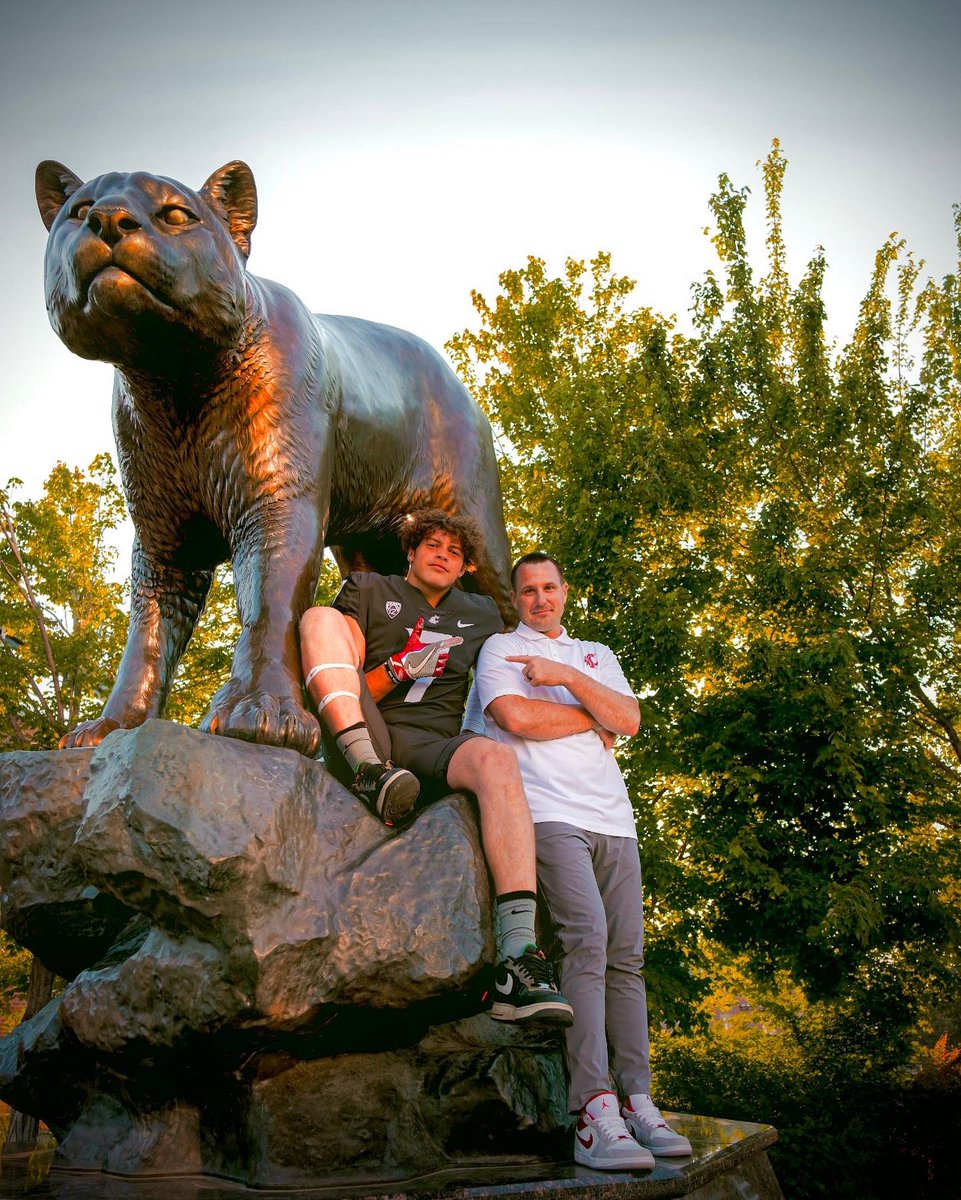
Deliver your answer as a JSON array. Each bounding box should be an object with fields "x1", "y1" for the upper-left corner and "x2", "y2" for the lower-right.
[
  {"x1": 300, "y1": 606, "x2": 353, "y2": 659},
  {"x1": 450, "y1": 737, "x2": 520, "y2": 789},
  {"x1": 475, "y1": 738, "x2": 518, "y2": 772},
  {"x1": 300, "y1": 605, "x2": 345, "y2": 640}
]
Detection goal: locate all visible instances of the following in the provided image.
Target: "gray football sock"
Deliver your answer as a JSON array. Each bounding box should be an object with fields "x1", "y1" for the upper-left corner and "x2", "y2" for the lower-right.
[
  {"x1": 334, "y1": 723, "x2": 382, "y2": 772},
  {"x1": 495, "y1": 894, "x2": 537, "y2": 961}
]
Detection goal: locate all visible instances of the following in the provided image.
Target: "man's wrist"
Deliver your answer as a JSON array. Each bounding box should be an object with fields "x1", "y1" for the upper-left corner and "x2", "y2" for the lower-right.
[
  {"x1": 563, "y1": 662, "x2": 592, "y2": 689},
  {"x1": 384, "y1": 657, "x2": 405, "y2": 685}
]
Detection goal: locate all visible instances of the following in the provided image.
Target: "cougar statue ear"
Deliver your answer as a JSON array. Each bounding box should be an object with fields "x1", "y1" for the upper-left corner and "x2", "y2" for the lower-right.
[
  {"x1": 36, "y1": 160, "x2": 84, "y2": 231},
  {"x1": 200, "y1": 161, "x2": 258, "y2": 259}
]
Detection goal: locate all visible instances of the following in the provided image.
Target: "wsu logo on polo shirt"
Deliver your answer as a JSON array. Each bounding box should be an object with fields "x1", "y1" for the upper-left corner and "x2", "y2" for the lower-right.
[{"x1": 584, "y1": 653, "x2": 599, "y2": 669}]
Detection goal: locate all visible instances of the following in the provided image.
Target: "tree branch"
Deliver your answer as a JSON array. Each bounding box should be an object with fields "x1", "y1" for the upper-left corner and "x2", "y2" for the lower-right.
[
  {"x1": 905, "y1": 674, "x2": 961, "y2": 767},
  {"x1": 1, "y1": 508, "x2": 65, "y2": 727}
]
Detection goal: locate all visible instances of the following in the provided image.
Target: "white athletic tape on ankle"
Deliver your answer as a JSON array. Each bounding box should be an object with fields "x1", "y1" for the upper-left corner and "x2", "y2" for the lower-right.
[
  {"x1": 304, "y1": 662, "x2": 356, "y2": 689},
  {"x1": 316, "y1": 689, "x2": 358, "y2": 715}
]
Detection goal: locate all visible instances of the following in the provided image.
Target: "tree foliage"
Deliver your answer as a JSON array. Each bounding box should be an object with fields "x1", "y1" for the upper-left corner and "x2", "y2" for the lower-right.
[
  {"x1": 0, "y1": 457, "x2": 243, "y2": 752},
  {"x1": 652, "y1": 971, "x2": 959, "y2": 1200},
  {"x1": 0, "y1": 933, "x2": 31, "y2": 1037},
  {"x1": 449, "y1": 141, "x2": 961, "y2": 1024},
  {"x1": 0, "y1": 456, "x2": 127, "y2": 751}
]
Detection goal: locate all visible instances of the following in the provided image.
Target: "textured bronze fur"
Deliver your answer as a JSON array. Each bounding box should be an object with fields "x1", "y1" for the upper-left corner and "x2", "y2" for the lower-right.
[{"x1": 36, "y1": 160, "x2": 511, "y2": 757}]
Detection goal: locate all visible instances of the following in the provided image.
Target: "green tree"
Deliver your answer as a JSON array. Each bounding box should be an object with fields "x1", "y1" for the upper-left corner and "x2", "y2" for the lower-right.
[
  {"x1": 0, "y1": 933, "x2": 31, "y2": 1038},
  {"x1": 0, "y1": 456, "x2": 128, "y2": 751},
  {"x1": 448, "y1": 141, "x2": 961, "y2": 1027},
  {"x1": 0, "y1": 456, "x2": 246, "y2": 749}
]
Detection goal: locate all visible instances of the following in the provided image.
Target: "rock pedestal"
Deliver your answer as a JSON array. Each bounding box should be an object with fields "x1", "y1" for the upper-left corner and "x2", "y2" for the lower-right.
[{"x1": 0, "y1": 720, "x2": 570, "y2": 1184}]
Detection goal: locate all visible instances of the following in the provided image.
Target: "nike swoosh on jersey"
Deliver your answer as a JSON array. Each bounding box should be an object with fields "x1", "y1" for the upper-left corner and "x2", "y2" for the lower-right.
[{"x1": 456, "y1": 620, "x2": 474, "y2": 627}]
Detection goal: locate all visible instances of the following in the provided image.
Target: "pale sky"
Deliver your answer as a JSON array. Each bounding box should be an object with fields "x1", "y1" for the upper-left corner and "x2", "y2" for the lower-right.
[{"x1": 2, "y1": 0, "x2": 959, "y2": 515}]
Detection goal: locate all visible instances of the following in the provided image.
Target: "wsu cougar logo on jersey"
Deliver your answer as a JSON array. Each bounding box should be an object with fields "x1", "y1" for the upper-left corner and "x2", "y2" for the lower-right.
[
  {"x1": 584, "y1": 653, "x2": 599, "y2": 669},
  {"x1": 385, "y1": 601, "x2": 402, "y2": 619}
]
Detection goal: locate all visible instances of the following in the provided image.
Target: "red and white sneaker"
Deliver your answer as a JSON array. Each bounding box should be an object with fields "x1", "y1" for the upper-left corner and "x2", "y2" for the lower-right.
[
  {"x1": 621, "y1": 1093, "x2": 692, "y2": 1157},
  {"x1": 574, "y1": 1092, "x2": 655, "y2": 1170}
]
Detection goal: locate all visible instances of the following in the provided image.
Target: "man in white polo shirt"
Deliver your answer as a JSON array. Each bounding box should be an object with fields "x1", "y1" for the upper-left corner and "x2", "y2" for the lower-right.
[{"x1": 473, "y1": 552, "x2": 692, "y2": 1171}]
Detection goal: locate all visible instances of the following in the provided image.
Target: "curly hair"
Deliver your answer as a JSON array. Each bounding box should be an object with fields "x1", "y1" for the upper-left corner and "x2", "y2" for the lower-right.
[{"x1": 400, "y1": 508, "x2": 483, "y2": 569}]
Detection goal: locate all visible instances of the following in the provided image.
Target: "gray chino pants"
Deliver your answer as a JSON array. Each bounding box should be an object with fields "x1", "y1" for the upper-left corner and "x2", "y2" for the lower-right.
[{"x1": 534, "y1": 821, "x2": 652, "y2": 1112}]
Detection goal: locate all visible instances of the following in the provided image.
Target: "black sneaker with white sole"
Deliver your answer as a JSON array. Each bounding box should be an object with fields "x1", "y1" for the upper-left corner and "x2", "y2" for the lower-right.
[
  {"x1": 351, "y1": 761, "x2": 420, "y2": 827},
  {"x1": 489, "y1": 947, "x2": 573, "y2": 1026}
]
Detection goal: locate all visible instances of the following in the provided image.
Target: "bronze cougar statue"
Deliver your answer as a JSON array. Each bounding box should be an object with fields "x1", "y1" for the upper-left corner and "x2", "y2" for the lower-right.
[{"x1": 36, "y1": 159, "x2": 511, "y2": 758}]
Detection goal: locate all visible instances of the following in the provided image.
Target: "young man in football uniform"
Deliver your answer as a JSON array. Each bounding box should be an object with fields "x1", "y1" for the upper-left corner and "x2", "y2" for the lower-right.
[
  {"x1": 473, "y1": 552, "x2": 692, "y2": 1169},
  {"x1": 299, "y1": 510, "x2": 572, "y2": 1026}
]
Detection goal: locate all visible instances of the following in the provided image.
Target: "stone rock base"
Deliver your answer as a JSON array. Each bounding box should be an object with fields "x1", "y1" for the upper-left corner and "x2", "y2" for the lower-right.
[
  {"x1": 50, "y1": 1014, "x2": 570, "y2": 1187},
  {"x1": 0, "y1": 1112, "x2": 783, "y2": 1199}
]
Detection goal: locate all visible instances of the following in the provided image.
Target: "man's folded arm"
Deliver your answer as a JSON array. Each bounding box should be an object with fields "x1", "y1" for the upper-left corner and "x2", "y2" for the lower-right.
[
  {"x1": 490, "y1": 649, "x2": 640, "y2": 737},
  {"x1": 561, "y1": 669, "x2": 640, "y2": 736},
  {"x1": 485, "y1": 694, "x2": 598, "y2": 741}
]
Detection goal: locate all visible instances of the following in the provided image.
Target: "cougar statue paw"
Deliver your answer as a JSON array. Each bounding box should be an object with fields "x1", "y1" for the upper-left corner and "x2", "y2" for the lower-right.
[{"x1": 201, "y1": 684, "x2": 321, "y2": 757}]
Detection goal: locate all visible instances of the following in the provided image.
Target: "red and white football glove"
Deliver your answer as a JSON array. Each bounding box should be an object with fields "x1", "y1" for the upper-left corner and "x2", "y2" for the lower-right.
[{"x1": 385, "y1": 617, "x2": 464, "y2": 684}]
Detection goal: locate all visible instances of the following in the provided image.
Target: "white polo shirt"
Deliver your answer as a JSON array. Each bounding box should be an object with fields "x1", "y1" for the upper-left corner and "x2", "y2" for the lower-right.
[{"x1": 473, "y1": 622, "x2": 638, "y2": 839}]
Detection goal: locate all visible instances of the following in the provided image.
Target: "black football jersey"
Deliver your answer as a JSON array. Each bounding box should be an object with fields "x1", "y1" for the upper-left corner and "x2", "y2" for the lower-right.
[{"x1": 333, "y1": 573, "x2": 503, "y2": 738}]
